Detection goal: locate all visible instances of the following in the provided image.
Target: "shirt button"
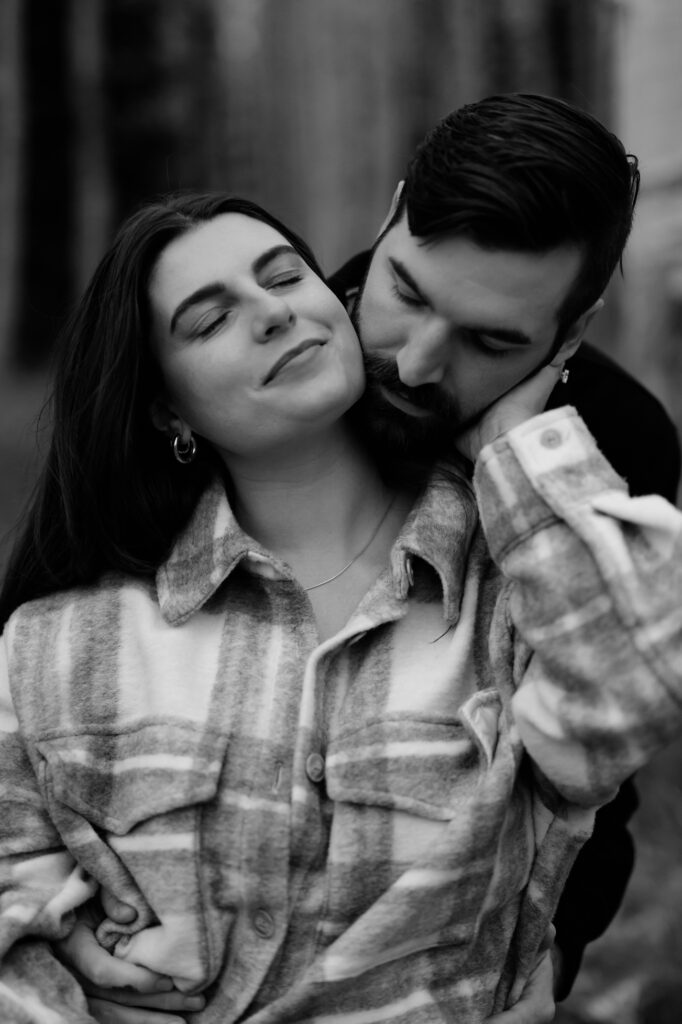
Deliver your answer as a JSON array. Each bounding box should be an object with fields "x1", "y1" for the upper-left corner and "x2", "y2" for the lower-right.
[
  {"x1": 305, "y1": 752, "x2": 325, "y2": 783},
  {"x1": 539, "y1": 428, "x2": 563, "y2": 449},
  {"x1": 253, "y1": 908, "x2": 275, "y2": 939}
]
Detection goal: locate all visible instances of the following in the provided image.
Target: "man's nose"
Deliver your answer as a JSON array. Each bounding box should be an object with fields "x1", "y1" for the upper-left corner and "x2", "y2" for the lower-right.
[
  {"x1": 254, "y1": 293, "x2": 295, "y2": 342},
  {"x1": 395, "y1": 321, "x2": 450, "y2": 386}
]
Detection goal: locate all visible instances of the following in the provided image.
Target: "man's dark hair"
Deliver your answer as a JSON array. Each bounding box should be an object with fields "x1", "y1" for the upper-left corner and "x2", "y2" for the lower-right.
[{"x1": 392, "y1": 93, "x2": 640, "y2": 339}]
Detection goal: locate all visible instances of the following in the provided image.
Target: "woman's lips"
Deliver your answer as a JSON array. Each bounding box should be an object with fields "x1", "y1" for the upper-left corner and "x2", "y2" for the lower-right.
[{"x1": 262, "y1": 339, "x2": 326, "y2": 385}]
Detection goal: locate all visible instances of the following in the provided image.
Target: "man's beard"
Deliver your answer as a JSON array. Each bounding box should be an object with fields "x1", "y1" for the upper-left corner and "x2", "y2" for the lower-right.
[
  {"x1": 352, "y1": 351, "x2": 468, "y2": 471},
  {"x1": 349, "y1": 261, "x2": 478, "y2": 474}
]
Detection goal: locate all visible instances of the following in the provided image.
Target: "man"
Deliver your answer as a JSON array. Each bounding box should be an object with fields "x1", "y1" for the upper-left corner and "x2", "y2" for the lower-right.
[
  {"x1": 48, "y1": 95, "x2": 681, "y2": 1023},
  {"x1": 338, "y1": 93, "x2": 678, "y2": 501},
  {"x1": 331, "y1": 92, "x2": 680, "y2": 1006}
]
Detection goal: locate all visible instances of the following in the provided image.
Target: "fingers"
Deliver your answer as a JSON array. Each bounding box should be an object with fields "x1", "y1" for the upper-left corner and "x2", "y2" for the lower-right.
[
  {"x1": 456, "y1": 361, "x2": 567, "y2": 461},
  {"x1": 57, "y1": 921, "x2": 174, "y2": 994},
  {"x1": 86, "y1": 987, "x2": 205, "y2": 1012},
  {"x1": 485, "y1": 949, "x2": 556, "y2": 1024},
  {"x1": 101, "y1": 888, "x2": 138, "y2": 925},
  {"x1": 87, "y1": 996, "x2": 188, "y2": 1024},
  {"x1": 513, "y1": 361, "x2": 563, "y2": 408}
]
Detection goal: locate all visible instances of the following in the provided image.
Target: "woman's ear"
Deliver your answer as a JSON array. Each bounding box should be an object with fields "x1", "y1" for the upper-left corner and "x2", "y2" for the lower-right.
[
  {"x1": 550, "y1": 298, "x2": 604, "y2": 366},
  {"x1": 149, "y1": 397, "x2": 187, "y2": 440}
]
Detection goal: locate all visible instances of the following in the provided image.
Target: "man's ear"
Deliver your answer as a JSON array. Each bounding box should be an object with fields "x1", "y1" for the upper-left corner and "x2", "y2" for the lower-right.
[
  {"x1": 549, "y1": 298, "x2": 604, "y2": 365},
  {"x1": 376, "y1": 180, "x2": 405, "y2": 238}
]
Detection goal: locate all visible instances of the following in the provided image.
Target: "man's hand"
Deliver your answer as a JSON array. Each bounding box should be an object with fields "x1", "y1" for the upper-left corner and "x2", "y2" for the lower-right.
[
  {"x1": 485, "y1": 925, "x2": 557, "y2": 1024},
  {"x1": 456, "y1": 362, "x2": 565, "y2": 463},
  {"x1": 486, "y1": 948, "x2": 556, "y2": 1024},
  {"x1": 55, "y1": 895, "x2": 206, "y2": 1023}
]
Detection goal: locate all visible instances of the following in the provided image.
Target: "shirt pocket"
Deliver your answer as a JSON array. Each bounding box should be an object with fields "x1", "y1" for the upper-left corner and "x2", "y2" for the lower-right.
[
  {"x1": 35, "y1": 721, "x2": 229, "y2": 984},
  {"x1": 37, "y1": 721, "x2": 227, "y2": 835},
  {"x1": 318, "y1": 690, "x2": 526, "y2": 978},
  {"x1": 325, "y1": 688, "x2": 504, "y2": 820}
]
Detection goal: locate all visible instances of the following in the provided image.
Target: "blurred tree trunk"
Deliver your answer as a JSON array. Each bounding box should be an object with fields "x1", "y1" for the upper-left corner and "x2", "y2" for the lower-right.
[
  {"x1": 260, "y1": 0, "x2": 423, "y2": 270},
  {"x1": 206, "y1": 0, "x2": 265, "y2": 200},
  {"x1": 494, "y1": 0, "x2": 560, "y2": 94},
  {"x1": 70, "y1": 0, "x2": 112, "y2": 295},
  {"x1": 210, "y1": 0, "x2": 452, "y2": 272},
  {"x1": 17, "y1": 0, "x2": 73, "y2": 369},
  {"x1": 102, "y1": 0, "x2": 216, "y2": 223},
  {"x1": 0, "y1": 0, "x2": 23, "y2": 368},
  {"x1": 415, "y1": 0, "x2": 494, "y2": 120}
]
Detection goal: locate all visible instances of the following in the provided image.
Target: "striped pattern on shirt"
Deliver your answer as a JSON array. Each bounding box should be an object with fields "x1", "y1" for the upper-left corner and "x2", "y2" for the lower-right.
[{"x1": 1, "y1": 407, "x2": 682, "y2": 1024}]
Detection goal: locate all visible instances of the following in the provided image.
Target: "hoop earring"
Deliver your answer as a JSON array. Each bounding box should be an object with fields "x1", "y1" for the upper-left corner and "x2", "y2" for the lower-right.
[{"x1": 171, "y1": 433, "x2": 197, "y2": 464}]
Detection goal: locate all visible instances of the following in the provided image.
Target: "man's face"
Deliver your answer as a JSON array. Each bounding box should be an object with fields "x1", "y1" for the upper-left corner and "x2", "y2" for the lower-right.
[{"x1": 354, "y1": 213, "x2": 584, "y2": 456}]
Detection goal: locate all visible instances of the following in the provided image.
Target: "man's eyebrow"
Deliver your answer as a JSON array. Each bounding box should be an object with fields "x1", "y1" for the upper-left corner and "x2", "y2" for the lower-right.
[
  {"x1": 463, "y1": 324, "x2": 534, "y2": 347},
  {"x1": 169, "y1": 245, "x2": 300, "y2": 334},
  {"x1": 390, "y1": 257, "x2": 533, "y2": 347},
  {"x1": 389, "y1": 258, "x2": 428, "y2": 301}
]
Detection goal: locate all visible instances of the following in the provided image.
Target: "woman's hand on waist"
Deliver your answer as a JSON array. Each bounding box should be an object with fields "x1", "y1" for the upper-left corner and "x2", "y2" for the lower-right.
[{"x1": 54, "y1": 892, "x2": 206, "y2": 1023}]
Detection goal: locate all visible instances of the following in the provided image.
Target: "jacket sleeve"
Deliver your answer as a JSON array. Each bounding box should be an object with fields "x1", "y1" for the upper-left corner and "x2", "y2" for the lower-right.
[
  {"x1": 549, "y1": 377, "x2": 680, "y2": 996},
  {"x1": 473, "y1": 406, "x2": 682, "y2": 808},
  {"x1": 0, "y1": 631, "x2": 97, "y2": 960}
]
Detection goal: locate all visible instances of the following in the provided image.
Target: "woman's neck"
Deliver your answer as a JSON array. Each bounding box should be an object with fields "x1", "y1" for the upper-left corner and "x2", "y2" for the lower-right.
[
  {"x1": 225, "y1": 422, "x2": 394, "y2": 560},
  {"x1": 222, "y1": 420, "x2": 417, "y2": 641}
]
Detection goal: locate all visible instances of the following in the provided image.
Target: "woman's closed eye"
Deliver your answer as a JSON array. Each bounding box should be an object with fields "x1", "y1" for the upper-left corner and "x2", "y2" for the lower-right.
[
  {"x1": 265, "y1": 268, "x2": 306, "y2": 290},
  {"x1": 193, "y1": 308, "x2": 232, "y2": 339}
]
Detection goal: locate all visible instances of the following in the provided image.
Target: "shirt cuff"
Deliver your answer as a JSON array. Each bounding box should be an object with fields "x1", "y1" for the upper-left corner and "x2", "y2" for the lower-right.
[{"x1": 473, "y1": 407, "x2": 627, "y2": 561}]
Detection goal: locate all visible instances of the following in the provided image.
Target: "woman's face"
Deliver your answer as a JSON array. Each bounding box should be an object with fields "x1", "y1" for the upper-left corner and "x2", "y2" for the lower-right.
[{"x1": 148, "y1": 213, "x2": 365, "y2": 461}]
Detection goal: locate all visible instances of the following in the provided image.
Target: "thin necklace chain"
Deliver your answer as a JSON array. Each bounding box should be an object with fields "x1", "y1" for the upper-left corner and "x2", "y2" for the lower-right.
[{"x1": 304, "y1": 493, "x2": 396, "y2": 591}]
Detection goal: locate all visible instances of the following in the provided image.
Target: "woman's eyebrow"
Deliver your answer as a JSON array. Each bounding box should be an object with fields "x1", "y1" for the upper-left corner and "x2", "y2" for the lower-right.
[
  {"x1": 170, "y1": 283, "x2": 227, "y2": 335},
  {"x1": 251, "y1": 244, "x2": 299, "y2": 276},
  {"x1": 170, "y1": 245, "x2": 301, "y2": 334}
]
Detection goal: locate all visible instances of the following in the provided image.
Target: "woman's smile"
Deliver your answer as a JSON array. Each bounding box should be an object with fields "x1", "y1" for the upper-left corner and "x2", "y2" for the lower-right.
[
  {"x1": 149, "y1": 213, "x2": 365, "y2": 460},
  {"x1": 262, "y1": 338, "x2": 328, "y2": 385}
]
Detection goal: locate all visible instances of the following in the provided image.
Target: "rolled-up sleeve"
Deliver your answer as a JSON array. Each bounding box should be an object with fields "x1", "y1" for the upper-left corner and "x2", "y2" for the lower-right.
[{"x1": 474, "y1": 406, "x2": 682, "y2": 806}]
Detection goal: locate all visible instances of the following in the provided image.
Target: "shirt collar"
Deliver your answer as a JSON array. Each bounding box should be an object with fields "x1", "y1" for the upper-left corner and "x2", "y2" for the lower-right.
[
  {"x1": 157, "y1": 477, "x2": 285, "y2": 625},
  {"x1": 389, "y1": 464, "x2": 479, "y2": 624},
  {"x1": 158, "y1": 465, "x2": 479, "y2": 627}
]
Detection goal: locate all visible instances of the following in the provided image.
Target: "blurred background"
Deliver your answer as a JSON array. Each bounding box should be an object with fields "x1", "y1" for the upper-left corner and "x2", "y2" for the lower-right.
[{"x1": 0, "y1": 1, "x2": 681, "y2": 1021}]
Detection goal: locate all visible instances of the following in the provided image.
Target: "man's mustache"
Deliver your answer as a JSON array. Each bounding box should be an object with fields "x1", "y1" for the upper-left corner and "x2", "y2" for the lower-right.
[{"x1": 362, "y1": 352, "x2": 459, "y2": 422}]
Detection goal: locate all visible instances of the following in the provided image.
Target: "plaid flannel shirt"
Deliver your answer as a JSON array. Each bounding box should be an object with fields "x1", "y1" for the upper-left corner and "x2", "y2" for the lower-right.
[{"x1": 1, "y1": 407, "x2": 682, "y2": 1024}]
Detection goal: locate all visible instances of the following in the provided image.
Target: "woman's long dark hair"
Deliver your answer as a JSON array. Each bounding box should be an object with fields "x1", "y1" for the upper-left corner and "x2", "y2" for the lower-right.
[{"x1": 0, "y1": 194, "x2": 325, "y2": 628}]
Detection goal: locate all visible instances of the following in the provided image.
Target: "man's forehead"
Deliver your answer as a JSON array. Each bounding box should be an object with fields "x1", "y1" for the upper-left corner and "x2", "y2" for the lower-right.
[{"x1": 381, "y1": 221, "x2": 582, "y2": 323}]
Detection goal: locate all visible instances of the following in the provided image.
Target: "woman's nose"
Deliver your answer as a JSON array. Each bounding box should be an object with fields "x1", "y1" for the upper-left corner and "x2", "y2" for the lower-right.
[{"x1": 254, "y1": 293, "x2": 295, "y2": 342}]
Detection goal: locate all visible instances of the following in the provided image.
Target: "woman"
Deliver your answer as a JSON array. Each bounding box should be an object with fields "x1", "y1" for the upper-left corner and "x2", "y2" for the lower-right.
[
  {"x1": 1, "y1": 193, "x2": 681, "y2": 1024},
  {"x1": 0, "y1": 195, "x2": 410, "y2": 632}
]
